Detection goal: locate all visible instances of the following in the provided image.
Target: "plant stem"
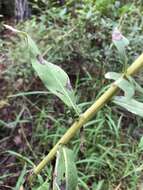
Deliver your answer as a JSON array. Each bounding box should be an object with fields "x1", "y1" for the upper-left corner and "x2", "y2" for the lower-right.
[{"x1": 33, "y1": 53, "x2": 143, "y2": 175}]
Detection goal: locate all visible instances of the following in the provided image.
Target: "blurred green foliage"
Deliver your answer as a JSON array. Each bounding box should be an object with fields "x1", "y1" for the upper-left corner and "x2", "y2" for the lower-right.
[{"x1": 1, "y1": 0, "x2": 143, "y2": 189}]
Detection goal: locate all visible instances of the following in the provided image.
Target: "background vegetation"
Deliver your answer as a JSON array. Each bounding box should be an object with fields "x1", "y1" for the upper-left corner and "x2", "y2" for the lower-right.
[{"x1": 1, "y1": 0, "x2": 143, "y2": 189}]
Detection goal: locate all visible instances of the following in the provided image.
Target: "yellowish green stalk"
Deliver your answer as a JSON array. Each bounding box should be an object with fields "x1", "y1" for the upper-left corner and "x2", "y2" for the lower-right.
[{"x1": 33, "y1": 53, "x2": 143, "y2": 175}]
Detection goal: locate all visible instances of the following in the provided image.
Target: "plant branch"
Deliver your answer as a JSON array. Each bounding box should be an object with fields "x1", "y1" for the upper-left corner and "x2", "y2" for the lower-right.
[{"x1": 33, "y1": 53, "x2": 143, "y2": 175}]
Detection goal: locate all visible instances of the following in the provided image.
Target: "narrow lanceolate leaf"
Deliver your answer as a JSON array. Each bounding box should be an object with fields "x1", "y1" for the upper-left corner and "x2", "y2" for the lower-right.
[
  {"x1": 53, "y1": 147, "x2": 65, "y2": 190},
  {"x1": 53, "y1": 146, "x2": 78, "y2": 190},
  {"x1": 138, "y1": 136, "x2": 143, "y2": 150},
  {"x1": 105, "y1": 72, "x2": 135, "y2": 98},
  {"x1": 32, "y1": 57, "x2": 78, "y2": 113},
  {"x1": 113, "y1": 96, "x2": 143, "y2": 117},
  {"x1": 4, "y1": 25, "x2": 79, "y2": 114},
  {"x1": 112, "y1": 27, "x2": 129, "y2": 62},
  {"x1": 15, "y1": 164, "x2": 27, "y2": 190},
  {"x1": 105, "y1": 72, "x2": 122, "y2": 80},
  {"x1": 127, "y1": 76, "x2": 143, "y2": 94}
]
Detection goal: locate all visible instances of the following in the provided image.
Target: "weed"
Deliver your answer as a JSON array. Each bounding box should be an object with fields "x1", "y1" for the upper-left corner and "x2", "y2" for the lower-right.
[{"x1": 1, "y1": 1, "x2": 143, "y2": 190}]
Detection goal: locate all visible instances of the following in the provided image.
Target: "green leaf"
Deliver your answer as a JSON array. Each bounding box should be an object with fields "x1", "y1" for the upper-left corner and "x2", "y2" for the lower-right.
[
  {"x1": 26, "y1": 35, "x2": 79, "y2": 114},
  {"x1": 138, "y1": 136, "x2": 143, "y2": 151},
  {"x1": 53, "y1": 146, "x2": 78, "y2": 190},
  {"x1": 33, "y1": 181, "x2": 50, "y2": 190},
  {"x1": 127, "y1": 76, "x2": 143, "y2": 94},
  {"x1": 32, "y1": 57, "x2": 78, "y2": 112},
  {"x1": 6, "y1": 150, "x2": 35, "y2": 166},
  {"x1": 113, "y1": 96, "x2": 143, "y2": 117},
  {"x1": 112, "y1": 27, "x2": 129, "y2": 62},
  {"x1": 32, "y1": 175, "x2": 50, "y2": 190},
  {"x1": 53, "y1": 147, "x2": 65, "y2": 190},
  {"x1": 15, "y1": 164, "x2": 27, "y2": 190},
  {"x1": 105, "y1": 72, "x2": 122, "y2": 80},
  {"x1": 105, "y1": 72, "x2": 135, "y2": 98},
  {"x1": 4, "y1": 25, "x2": 79, "y2": 115}
]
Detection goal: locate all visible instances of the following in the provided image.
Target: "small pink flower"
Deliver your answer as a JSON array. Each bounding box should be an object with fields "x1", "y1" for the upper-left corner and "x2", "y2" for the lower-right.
[{"x1": 112, "y1": 28, "x2": 123, "y2": 41}]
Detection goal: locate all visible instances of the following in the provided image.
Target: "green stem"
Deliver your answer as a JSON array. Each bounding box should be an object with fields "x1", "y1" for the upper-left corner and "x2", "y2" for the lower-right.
[{"x1": 33, "y1": 53, "x2": 143, "y2": 175}]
